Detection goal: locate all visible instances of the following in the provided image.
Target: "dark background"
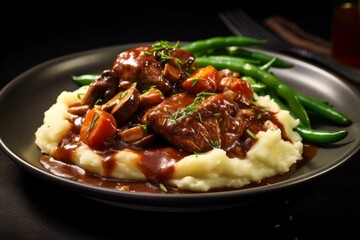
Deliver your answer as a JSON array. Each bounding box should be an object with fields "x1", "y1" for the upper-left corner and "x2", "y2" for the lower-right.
[
  {"x1": 3, "y1": 1, "x2": 360, "y2": 240},
  {"x1": 1, "y1": 0, "x2": 333, "y2": 88}
]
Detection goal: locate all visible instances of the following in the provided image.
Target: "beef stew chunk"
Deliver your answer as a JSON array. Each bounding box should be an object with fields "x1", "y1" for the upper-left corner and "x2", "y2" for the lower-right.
[
  {"x1": 146, "y1": 92, "x2": 246, "y2": 153},
  {"x1": 112, "y1": 45, "x2": 195, "y2": 95}
]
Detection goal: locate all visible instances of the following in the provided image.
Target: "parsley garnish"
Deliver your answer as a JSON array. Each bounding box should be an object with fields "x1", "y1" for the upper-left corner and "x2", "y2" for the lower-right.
[
  {"x1": 86, "y1": 112, "x2": 101, "y2": 139},
  {"x1": 210, "y1": 140, "x2": 220, "y2": 148},
  {"x1": 191, "y1": 77, "x2": 205, "y2": 87},
  {"x1": 159, "y1": 183, "x2": 168, "y2": 192},
  {"x1": 152, "y1": 40, "x2": 180, "y2": 52},
  {"x1": 246, "y1": 129, "x2": 257, "y2": 140},
  {"x1": 164, "y1": 91, "x2": 215, "y2": 123}
]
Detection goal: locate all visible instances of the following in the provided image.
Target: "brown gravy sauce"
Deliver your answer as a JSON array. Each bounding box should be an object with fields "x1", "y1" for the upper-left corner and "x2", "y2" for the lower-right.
[
  {"x1": 40, "y1": 142, "x2": 317, "y2": 194},
  {"x1": 40, "y1": 96, "x2": 318, "y2": 194}
]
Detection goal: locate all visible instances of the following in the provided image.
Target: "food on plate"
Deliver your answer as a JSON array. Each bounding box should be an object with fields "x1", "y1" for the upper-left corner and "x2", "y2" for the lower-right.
[{"x1": 35, "y1": 36, "x2": 352, "y2": 193}]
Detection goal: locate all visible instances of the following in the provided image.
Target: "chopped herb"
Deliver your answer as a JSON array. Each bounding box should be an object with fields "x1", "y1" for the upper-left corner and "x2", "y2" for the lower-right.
[
  {"x1": 163, "y1": 107, "x2": 171, "y2": 115},
  {"x1": 197, "y1": 112, "x2": 203, "y2": 123},
  {"x1": 171, "y1": 109, "x2": 181, "y2": 121},
  {"x1": 246, "y1": 129, "x2": 257, "y2": 139},
  {"x1": 197, "y1": 92, "x2": 215, "y2": 97},
  {"x1": 86, "y1": 112, "x2": 101, "y2": 139},
  {"x1": 178, "y1": 92, "x2": 214, "y2": 121},
  {"x1": 159, "y1": 183, "x2": 168, "y2": 192},
  {"x1": 142, "y1": 85, "x2": 156, "y2": 93},
  {"x1": 119, "y1": 91, "x2": 128, "y2": 99},
  {"x1": 141, "y1": 51, "x2": 152, "y2": 55},
  {"x1": 142, "y1": 40, "x2": 182, "y2": 64},
  {"x1": 194, "y1": 151, "x2": 201, "y2": 157},
  {"x1": 191, "y1": 77, "x2": 205, "y2": 87},
  {"x1": 94, "y1": 98, "x2": 102, "y2": 105},
  {"x1": 174, "y1": 57, "x2": 183, "y2": 67},
  {"x1": 210, "y1": 140, "x2": 220, "y2": 148},
  {"x1": 161, "y1": 91, "x2": 215, "y2": 123},
  {"x1": 152, "y1": 40, "x2": 179, "y2": 52},
  {"x1": 260, "y1": 57, "x2": 278, "y2": 71},
  {"x1": 184, "y1": 71, "x2": 191, "y2": 77},
  {"x1": 159, "y1": 50, "x2": 172, "y2": 62},
  {"x1": 139, "y1": 124, "x2": 147, "y2": 131},
  {"x1": 227, "y1": 76, "x2": 233, "y2": 87}
]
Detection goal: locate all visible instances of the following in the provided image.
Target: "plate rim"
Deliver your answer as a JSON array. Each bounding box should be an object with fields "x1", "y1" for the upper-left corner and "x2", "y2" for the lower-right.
[{"x1": 1, "y1": 42, "x2": 360, "y2": 211}]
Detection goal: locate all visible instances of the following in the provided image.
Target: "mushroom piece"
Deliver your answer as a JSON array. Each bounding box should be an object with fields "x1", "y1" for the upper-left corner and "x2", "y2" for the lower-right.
[
  {"x1": 140, "y1": 87, "x2": 165, "y2": 107},
  {"x1": 80, "y1": 69, "x2": 119, "y2": 107},
  {"x1": 102, "y1": 86, "x2": 141, "y2": 126},
  {"x1": 67, "y1": 105, "x2": 90, "y2": 116},
  {"x1": 118, "y1": 125, "x2": 155, "y2": 147}
]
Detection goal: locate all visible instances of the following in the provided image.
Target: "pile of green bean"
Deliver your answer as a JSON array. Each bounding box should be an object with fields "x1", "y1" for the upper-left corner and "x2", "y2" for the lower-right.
[{"x1": 181, "y1": 36, "x2": 352, "y2": 144}]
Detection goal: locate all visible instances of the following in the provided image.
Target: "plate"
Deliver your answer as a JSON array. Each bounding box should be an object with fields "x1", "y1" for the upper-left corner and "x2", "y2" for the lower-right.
[{"x1": 1, "y1": 43, "x2": 360, "y2": 212}]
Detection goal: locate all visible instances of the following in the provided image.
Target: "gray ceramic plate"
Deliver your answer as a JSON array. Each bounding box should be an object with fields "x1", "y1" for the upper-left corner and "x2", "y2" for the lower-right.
[{"x1": 1, "y1": 43, "x2": 360, "y2": 211}]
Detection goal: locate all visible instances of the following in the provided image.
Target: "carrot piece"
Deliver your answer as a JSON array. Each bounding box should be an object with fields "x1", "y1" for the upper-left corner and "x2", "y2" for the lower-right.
[
  {"x1": 181, "y1": 65, "x2": 222, "y2": 94},
  {"x1": 80, "y1": 108, "x2": 117, "y2": 148}
]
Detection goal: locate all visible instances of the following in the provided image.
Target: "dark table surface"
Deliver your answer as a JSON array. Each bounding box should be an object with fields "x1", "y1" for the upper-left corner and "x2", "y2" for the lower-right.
[{"x1": 1, "y1": 1, "x2": 360, "y2": 239}]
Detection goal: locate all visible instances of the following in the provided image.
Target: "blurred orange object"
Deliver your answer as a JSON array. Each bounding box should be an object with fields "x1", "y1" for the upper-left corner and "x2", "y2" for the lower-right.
[{"x1": 330, "y1": 0, "x2": 360, "y2": 68}]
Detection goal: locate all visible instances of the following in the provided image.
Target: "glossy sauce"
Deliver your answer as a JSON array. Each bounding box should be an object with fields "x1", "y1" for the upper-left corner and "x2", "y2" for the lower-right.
[
  {"x1": 39, "y1": 44, "x2": 319, "y2": 193},
  {"x1": 40, "y1": 101, "x2": 317, "y2": 193},
  {"x1": 40, "y1": 144, "x2": 317, "y2": 193}
]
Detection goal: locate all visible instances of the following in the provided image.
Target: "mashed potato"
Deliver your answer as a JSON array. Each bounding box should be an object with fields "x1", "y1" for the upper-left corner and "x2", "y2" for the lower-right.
[{"x1": 35, "y1": 87, "x2": 303, "y2": 192}]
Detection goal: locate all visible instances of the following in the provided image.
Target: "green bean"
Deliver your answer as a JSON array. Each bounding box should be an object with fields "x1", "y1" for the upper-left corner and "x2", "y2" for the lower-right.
[
  {"x1": 297, "y1": 93, "x2": 352, "y2": 126},
  {"x1": 266, "y1": 87, "x2": 348, "y2": 144},
  {"x1": 200, "y1": 55, "x2": 261, "y2": 65},
  {"x1": 72, "y1": 74, "x2": 99, "y2": 86},
  {"x1": 233, "y1": 48, "x2": 293, "y2": 68},
  {"x1": 296, "y1": 92, "x2": 328, "y2": 105},
  {"x1": 210, "y1": 47, "x2": 293, "y2": 68},
  {"x1": 262, "y1": 83, "x2": 350, "y2": 126},
  {"x1": 195, "y1": 56, "x2": 311, "y2": 127},
  {"x1": 249, "y1": 83, "x2": 267, "y2": 92},
  {"x1": 180, "y1": 36, "x2": 267, "y2": 55},
  {"x1": 259, "y1": 57, "x2": 277, "y2": 71},
  {"x1": 295, "y1": 126, "x2": 348, "y2": 144}
]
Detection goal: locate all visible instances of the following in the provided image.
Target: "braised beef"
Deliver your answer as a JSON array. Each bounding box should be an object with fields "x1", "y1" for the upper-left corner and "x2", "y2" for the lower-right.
[
  {"x1": 112, "y1": 46, "x2": 195, "y2": 95},
  {"x1": 146, "y1": 92, "x2": 245, "y2": 153}
]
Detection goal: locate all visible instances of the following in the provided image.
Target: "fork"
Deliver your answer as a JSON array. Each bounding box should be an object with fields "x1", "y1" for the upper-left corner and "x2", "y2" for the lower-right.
[{"x1": 218, "y1": 8, "x2": 360, "y2": 84}]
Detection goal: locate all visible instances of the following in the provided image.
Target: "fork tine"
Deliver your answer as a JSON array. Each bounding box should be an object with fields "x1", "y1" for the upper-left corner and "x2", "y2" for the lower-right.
[
  {"x1": 219, "y1": 9, "x2": 360, "y2": 83},
  {"x1": 219, "y1": 9, "x2": 283, "y2": 44},
  {"x1": 218, "y1": 10, "x2": 246, "y2": 37}
]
